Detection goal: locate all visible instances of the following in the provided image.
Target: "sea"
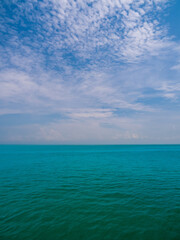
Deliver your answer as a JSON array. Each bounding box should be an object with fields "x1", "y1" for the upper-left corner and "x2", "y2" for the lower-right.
[{"x1": 0, "y1": 145, "x2": 180, "y2": 240}]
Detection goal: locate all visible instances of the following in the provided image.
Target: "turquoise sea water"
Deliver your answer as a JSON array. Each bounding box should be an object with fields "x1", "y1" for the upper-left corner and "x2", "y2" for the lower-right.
[{"x1": 0, "y1": 145, "x2": 180, "y2": 240}]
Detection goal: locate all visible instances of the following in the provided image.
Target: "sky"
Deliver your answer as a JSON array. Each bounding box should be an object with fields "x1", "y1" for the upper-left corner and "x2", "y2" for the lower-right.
[{"x1": 0, "y1": 0, "x2": 180, "y2": 144}]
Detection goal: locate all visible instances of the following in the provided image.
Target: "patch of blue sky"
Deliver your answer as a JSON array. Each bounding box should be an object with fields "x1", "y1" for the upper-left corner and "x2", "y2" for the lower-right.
[
  {"x1": 0, "y1": 113, "x2": 68, "y2": 127},
  {"x1": 163, "y1": 0, "x2": 180, "y2": 40},
  {"x1": 0, "y1": 0, "x2": 180, "y2": 143}
]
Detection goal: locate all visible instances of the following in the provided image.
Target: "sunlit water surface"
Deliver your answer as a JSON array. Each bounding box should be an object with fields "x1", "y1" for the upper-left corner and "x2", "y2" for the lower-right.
[{"x1": 0, "y1": 145, "x2": 180, "y2": 240}]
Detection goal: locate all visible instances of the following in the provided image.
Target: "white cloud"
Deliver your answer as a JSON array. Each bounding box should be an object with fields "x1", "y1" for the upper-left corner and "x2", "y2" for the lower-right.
[
  {"x1": 0, "y1": 66, "x2": 150, "y2": 116},
  {"x1": 156, "y1": 82, "x2": 180, "y2": 100},
  {"x1": 171, "y1": 64, "x2": 180, "y2": 70},
  {"x1": 1, "y1": 0, "x2": 171, "y2": 63}
]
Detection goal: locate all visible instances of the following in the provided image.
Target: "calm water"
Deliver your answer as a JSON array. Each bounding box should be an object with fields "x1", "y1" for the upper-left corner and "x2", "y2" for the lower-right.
[{"x1": 0, "y1": 145, "x2": 180, "y2": 240}]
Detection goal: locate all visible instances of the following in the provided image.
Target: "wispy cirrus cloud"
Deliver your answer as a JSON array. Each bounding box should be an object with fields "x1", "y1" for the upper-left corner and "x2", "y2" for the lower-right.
[{"x1": 1, "y1": 0, "x2": 171, "y2": 64}]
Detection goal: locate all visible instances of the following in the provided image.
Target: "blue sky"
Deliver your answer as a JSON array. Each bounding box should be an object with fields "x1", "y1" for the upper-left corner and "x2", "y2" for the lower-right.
[{"x1": 0, "y1": 0, "x2": 180, "y2": 144}]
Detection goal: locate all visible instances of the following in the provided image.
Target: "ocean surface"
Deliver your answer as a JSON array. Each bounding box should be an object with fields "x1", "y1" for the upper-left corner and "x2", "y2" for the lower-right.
[{"x1": 0, "y1": 145, "x2": 180, "y2": 240}]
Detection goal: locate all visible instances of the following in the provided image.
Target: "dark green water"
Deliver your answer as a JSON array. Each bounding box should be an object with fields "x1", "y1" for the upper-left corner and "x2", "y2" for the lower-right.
[{"x1": 0, "y1": 145, "x2": 180, "y2": 240}]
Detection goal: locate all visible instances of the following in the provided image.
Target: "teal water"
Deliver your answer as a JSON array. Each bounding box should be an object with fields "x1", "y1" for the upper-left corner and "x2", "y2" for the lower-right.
[{"x1": 0, "y1": 145, "x2": 180, "y2": 240}]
